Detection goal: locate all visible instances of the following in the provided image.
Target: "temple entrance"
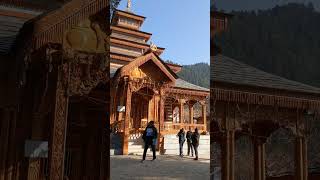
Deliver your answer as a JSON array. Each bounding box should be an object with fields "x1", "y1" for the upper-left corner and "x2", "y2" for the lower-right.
[
  {"x1": 63, "y1": 83, "x2": 108, "y2": 179},
  {"x1": 130, "y1": 87, "x2": 155, "y2": 131},
  {"x1": 127, "y1": 87, "x2": 158, "y2": 154}
]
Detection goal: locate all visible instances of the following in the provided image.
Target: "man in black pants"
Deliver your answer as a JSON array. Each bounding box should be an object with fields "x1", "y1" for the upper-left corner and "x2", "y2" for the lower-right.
[
  {"x1": 192, "y1": 128, "x2": 200, "y2": 160},
  {"x1": 186, "y1": 128, "x2": 193, "y2": 157},
  {"x1": 141, "y1": 121, "x2": 158, "y2": 162},
  {"x1": 177, "y1": 128, "x2": 185, "y2": 157}
]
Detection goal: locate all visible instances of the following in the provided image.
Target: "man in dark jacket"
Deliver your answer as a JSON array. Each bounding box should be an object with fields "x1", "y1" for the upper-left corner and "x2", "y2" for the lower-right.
[
  {"x1": 192, "y1": 128, "x2": 200, "y2": 160},
  {"x1": 141, "y1": 121, "x2": 158, "y2": 162},
  {"x1": 177, "y1": 128, "x2": 185, "y2": 157},
  {"x1": 186, "y1": 128, "x2": 193, "y2": 157}
]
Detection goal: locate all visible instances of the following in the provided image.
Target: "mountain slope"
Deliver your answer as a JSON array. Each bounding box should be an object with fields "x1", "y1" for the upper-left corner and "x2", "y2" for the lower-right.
[
  {"x1": 215, "y1": 3, "x2": 320, "y2": 87},
  {"x1": 177, "y1": 63, "x2": 210, "y2": 89}
]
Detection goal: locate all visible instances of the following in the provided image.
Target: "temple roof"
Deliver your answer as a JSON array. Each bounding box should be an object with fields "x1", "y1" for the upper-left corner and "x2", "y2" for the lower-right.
[
  {"x1": 175, "y1": 79, "x2": 209, "y2": 92},
  {"x1": 212, "y1": 54, "x2": 320, "y2": 94}
]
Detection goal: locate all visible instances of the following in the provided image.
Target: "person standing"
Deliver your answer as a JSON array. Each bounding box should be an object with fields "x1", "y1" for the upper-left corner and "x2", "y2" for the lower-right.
[
  {"x1": 186, "y1": 128, "x2": 194, "y2": 157},
  {"x1": 141, "y1": 121, "x2": 158, "y2": 162},
  {"x1": 177, "y1": 128, "x2": 185, "y2": 157},
  {"x1": 192, "y1": 128, "x2": 200, "y2": 160}
]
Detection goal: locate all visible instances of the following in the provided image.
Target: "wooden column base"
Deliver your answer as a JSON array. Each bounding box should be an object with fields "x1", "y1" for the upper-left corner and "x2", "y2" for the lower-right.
[{"x1": 295, "y1": 137, "x2": 308, "y2": 180}]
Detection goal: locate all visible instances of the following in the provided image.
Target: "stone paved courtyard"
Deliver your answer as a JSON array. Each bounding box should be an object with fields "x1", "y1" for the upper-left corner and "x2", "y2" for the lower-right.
[{"x1": 110, "y1": 155, "x2": 210, "y2": 180}]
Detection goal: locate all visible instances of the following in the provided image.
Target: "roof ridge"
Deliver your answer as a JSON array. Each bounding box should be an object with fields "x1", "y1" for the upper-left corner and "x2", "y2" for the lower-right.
[{"x1": 215, "y1": 54, "x2": 320, "y2": 91}]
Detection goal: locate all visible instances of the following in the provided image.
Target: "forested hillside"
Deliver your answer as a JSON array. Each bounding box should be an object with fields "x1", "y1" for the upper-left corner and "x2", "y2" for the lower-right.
[
  {"x1": 215, "y1": 3, "x2": 320, "y2": 87},
  {"x1": 178, "y1": 63, "x2": 210, "y2": 88}
]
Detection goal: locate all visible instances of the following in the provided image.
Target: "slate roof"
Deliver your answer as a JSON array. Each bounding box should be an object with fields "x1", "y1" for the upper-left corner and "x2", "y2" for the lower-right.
[
  {"x1": 212, "y1": 54, "x2": 320, "y2": 94},
  {"x1": 175, "y1": 79, "x2": 209, "y2": 92}
]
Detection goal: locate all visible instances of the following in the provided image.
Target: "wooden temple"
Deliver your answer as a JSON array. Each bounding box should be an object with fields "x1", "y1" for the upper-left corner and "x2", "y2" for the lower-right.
[
  {"x1": 109, "y1": 7, "x2": 209, "y2": 155},
  {"x1": 0, "y1": 0, "x2": 209, "y2": 179},
  {"x1": 0, "y1": 0, "x2": 110, "y2": 179},
  {"x1": 211, "y1": 11, "x2": 320, "y2": 180}
]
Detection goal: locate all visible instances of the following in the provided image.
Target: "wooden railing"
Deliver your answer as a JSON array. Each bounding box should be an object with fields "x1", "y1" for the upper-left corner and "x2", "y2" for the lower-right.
[
  {"x1": 163, "y1": 122, "x2": 206, "y2": 133},
  {"x1": 111, "y1": 120, "x2": 206, "y2": 134}
]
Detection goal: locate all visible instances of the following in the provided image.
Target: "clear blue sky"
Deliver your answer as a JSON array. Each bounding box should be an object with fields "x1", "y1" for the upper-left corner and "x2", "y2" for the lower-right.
[{"x1": 118, "y1": 0, "x2": 210, "y2": 65}]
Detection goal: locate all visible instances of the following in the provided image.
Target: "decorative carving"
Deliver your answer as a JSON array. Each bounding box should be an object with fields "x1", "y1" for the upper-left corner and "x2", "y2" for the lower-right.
[
  {"x1": 130, "y1": 67, "x2": 146, "y2": 79},
  {"x1": 63, "y1": 50, "x2": 108, "y2": 96},
  {"x1": 64, "y1": 19, "x2": 107, "y2": 53},
  {"x1": 128, "y1": 76, "x2": 165, "y2": 94},
  {"x1": 49, "y1": 64, "x2": 70, "y2": 180}
]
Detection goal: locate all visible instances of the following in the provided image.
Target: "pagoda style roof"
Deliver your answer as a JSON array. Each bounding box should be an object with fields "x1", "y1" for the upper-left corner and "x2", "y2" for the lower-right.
[
  {"x1": 111, "y1": 9, "x2": 146, "y2": 25},
  {"x1": 212, "y1": 54, "x2": 320, "y2": 95}
]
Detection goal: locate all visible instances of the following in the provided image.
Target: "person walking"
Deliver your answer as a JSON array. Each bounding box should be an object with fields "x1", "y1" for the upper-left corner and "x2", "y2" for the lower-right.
[
  {"x1": 141, "y1": 121, "x2": 158, "y2": 162},
  {"x1": 192, "y1": 128, "x2": 200, "y2": 160},
  {"x1": 186, "y1": 128, "x2": 194, "y2": 157},
  {"x1": 177, "y1": 128, "x2": 185, "y2": 157}
]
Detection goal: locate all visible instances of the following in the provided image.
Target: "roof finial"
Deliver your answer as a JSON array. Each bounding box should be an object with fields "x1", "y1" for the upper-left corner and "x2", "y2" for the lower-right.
[
  {"x1": 150, "y1": 41, "x2": 158, "y2": 52},
  {"x1": 126, "y1": 0, "x2": 132, "y2": 12}
]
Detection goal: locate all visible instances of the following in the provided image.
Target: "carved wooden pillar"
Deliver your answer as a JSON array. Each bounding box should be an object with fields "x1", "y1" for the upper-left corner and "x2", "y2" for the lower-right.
[
  {"x1": 117, "y1": 84, "x2": 126, "y2": 124},
  {"x1": 159, "y1": 90, "x2": 165, "y2": 131},
  {"x1": 221, "y1": 103, "x2": 235, "y2": 180},
  {"x1": 189, "y1": 104, "x2": 194, "y2": 127},
  {"x1": 48, "y1": 64, "x2": 70, "y2": 180},
  {"x1": 200, "y1": 100, "x2": 207, "y2": 131},
  {"x1": 110, "y1": 83, "x2": 117, "y2": 124},
  {"x1": 253, "y1": 137, "x2": 266, "y2": 180},
  {"x1": 123, "y1": 81, "x2": 132, "y2": 155},
  {"x1": 179, "y1": 99, "x2": 185, "y2": 125},
  {"x1": 221, "y1": 130, "x2": 235, "y2": 180},
  {"x1": 295, "y1": 136, "x2": 308, "y2": 180}
]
